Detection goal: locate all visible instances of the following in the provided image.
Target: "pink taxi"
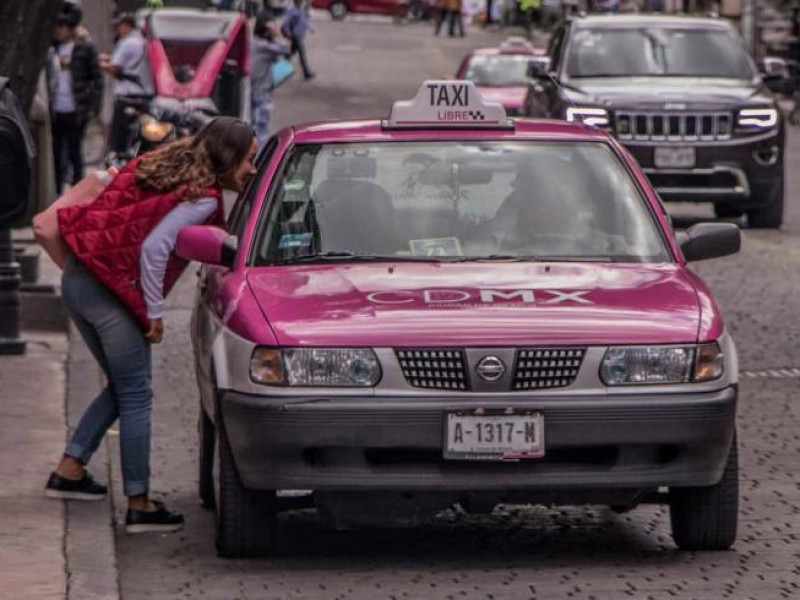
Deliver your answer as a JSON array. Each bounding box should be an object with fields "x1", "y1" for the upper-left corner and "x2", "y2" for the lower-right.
[
  {"x1": 178, "y1": 81, "x2": 742, "y2": 558},
  {"x1": 455, "y1": 37, "x2": 547, "y2": 116}
]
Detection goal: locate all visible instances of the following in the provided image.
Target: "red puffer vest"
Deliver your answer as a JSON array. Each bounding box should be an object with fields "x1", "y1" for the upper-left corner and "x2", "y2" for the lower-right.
[{"x1": 58, "y1": 158, "x2": 225, "y2": 331}]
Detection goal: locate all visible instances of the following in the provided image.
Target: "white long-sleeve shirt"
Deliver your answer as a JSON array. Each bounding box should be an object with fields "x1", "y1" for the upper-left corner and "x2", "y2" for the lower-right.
[{"x1": 140, "y1": 198, "x2": 218, "y2": 320}]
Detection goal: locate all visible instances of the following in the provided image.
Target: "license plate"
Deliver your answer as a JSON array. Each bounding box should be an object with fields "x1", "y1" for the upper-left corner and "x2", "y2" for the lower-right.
[
  {"x1": 654, "y1": 146, "x2": 696, "y2": 169},
  {"x1": 444, "y1": 409, "x2": 544, "y2": 461}
]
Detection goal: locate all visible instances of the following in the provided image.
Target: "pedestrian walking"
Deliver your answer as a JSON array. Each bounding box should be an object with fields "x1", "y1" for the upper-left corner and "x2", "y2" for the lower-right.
[
  {"x1": 251, "y1": 10, "x2": 291, "y2": 148},
  {"x1": 282, "y1": 0, "x2": 316, "y2": 80},
  {"x1": 44, "y1": 117, "x2": 258, "y2": 534},
  {"x1": 99, "y1": 13, "x2": 154, "y2": 156},
  {"x1": 435, "y1": 0, "x2": 465, "y2": 36},
  {"x1": 48, "y1": 6, "x2": 104, "y2": 194}
]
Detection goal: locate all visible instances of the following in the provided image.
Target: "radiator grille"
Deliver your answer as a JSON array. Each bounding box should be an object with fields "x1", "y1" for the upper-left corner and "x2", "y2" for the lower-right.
[
  {"x1": 396, "y1": 349, "x2": 469, "y2": 390},
  {"x1": 513, "y1": 348, "x2": 587, "y2": 390},
  {"x1": 615, "y1": 112, "x2": 732, "y2": 141}
]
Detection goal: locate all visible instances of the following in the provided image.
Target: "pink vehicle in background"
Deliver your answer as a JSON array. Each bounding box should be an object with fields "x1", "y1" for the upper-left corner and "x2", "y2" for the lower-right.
[
  {"x1": 178, "y1": 81, "x2": 742, "y2": 558},
  {"x1": 108, "y1": 9, "x2": 251, "y2": 165},
  {"x1": 455, "y1": 37, "x2": 548, "y2": 116}
]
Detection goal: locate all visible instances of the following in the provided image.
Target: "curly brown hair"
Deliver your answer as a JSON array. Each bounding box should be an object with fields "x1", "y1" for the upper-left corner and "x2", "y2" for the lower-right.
[{"x1": 134, "y1": 116, "x2": 254, "y2": 197}]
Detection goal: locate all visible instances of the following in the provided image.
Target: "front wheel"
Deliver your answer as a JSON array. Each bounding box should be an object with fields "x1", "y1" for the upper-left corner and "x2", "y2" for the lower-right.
[
  {"x1": 215, "y1": 410, "x2": 278, "y2": 558},
  {"x1": 198, "y1": 408, "x2": 215, "y2": 509},
  {"x1": 747, "y1": 179, "x2": 784, "y2": 229},
  {"x1": 669, "y1": 437, "x2": 738, "y2": 551},
  {"x1": 329, "y1": 0, "x2": 348, "y2": 20}
]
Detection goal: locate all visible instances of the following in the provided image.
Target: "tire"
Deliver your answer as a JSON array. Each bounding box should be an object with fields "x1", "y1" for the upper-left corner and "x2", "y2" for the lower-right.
[
  {"x1": 747, "y1": 179, "x2": 784, "y2": 229},
  {"x1": 713, "y1": 204, "x2": 743, "y2": 220},
  {"x1": 198, "y1": 408, "x2": 215, "y2": 510},
  {"x1": 215, "y1": 410, "x2": 278, "y2": 558},
  {"x1": 329, "y1": 1, "x2": 348, "y2": 20},
  {"x1": 669, "y1": 437, "x2": 738, "y2": 551}
]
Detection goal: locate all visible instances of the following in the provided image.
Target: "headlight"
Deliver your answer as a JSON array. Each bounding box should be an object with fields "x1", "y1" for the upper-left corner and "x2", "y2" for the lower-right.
[
  {"x1": 737, "y1": 108, "x2": 778, "y2": 129},
  {"x1": 600, "y1": 343, "x2": 723, "y2": 386},
  {"x1": 139, "y1": 115, "x2": 175, "y2": 142},
  {"x1": 565, "y1": 106, "x2": 610, "y2": 127},
  {"x1": 250, "y1": 348, "x2": 382, "y2": 387}
]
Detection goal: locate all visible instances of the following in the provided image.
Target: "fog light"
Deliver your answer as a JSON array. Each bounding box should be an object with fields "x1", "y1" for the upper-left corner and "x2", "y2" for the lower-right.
[{"x1": 753, "y1": 145, "x2": 779, "y2": 166}]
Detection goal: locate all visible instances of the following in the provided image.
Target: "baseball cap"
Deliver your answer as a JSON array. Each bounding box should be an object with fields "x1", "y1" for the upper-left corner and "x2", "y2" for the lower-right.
[{"x1": 112, "y1": 12, "x2": 136, "y2": 27}]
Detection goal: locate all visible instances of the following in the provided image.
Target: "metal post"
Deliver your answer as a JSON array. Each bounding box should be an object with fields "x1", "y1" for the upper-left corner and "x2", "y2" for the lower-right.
[{"x1": 0, "y1": 228, "x2": 26, "y2": 355}]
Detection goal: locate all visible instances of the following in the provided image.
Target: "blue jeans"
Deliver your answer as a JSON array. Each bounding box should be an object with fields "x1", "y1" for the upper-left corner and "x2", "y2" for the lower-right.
[
  {"x1": 252, "y1": 94, "x2": 274, "y2": 149},
  {"x1": 61, "y1": 257, "x2": 153, "y2": 497}
]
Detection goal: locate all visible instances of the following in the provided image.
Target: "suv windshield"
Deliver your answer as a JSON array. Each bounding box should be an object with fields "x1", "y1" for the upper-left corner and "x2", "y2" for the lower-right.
[
  {"x1": 254, "y1": 141, "x2": 670, "y2": 265},
  {"x1": 566, "y1": 27, "x2": 755, "y2": 79},
  {"x1": 465, "y1": 55, "x2": 531, "y2": 86}
]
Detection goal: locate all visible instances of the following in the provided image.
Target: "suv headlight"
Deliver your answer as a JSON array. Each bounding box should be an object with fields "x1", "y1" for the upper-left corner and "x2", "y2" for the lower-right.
[
  {"x1": 566, "y1": 106, "x2": 610, "y2": 127},
  {"x1": 250, "y1": 348, "x2": 382, "y2": 387},
  {"x1": 737, "y1": 107, "x2": 778, "y2": 129},
  {"x1": 600, "y1": 343, "x2": 723, "y2": 386}
]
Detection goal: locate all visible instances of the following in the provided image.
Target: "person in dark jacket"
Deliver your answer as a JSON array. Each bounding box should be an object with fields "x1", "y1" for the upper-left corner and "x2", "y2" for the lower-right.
[{"x1": 49, "y1": 8, "x2": 104, "y2": 194}]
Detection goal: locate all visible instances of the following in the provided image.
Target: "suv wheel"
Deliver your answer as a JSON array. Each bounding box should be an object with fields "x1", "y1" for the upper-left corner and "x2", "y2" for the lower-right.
[
  {"x1": 329, "y1": 1, "x2": 348, "y2": 20},
  {"x1": 198, "y1": 408, "x2": 215, "y2": 509},
  {"x1": 747, "y1": 179, "x2": 784, "y2": 229},
  {"x1": 215, "y1": 409, "x2": 278, "y2": 558},
  {"x1": 669, "y1": 437, "x2": 738, "y2": 551}
]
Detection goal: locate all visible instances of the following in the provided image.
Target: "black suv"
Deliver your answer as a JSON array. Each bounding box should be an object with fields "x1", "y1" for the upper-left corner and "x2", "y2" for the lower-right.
[{"x1": 524, "y1": 15, "x2": 786, "y2": 228}]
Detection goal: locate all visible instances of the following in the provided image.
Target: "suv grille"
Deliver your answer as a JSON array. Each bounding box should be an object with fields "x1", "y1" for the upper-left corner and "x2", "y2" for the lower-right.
[
  {"x1": 513, "y1": 348, "x2": 586, "y2": 390},
  {"x1": 615, "y1": 112, "x2": 732, "y2": 141},
  {"x1": 396, "y1": 349, "x2": 469, "y2": 390}
]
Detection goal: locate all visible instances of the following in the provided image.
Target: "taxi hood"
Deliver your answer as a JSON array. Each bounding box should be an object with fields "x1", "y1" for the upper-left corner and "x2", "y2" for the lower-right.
[{"x1": 246, "y1": 263, "x2": 702, "y2": 347}]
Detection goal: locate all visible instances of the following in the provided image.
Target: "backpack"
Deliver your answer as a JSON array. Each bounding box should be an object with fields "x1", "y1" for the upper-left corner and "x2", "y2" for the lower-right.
[{"x1": 0, "y1": 78, "x2": 36, "y2": 229}]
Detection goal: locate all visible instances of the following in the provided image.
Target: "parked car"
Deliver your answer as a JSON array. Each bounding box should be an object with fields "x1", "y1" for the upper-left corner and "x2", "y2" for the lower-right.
[
  {"x1": 524, "y1": 14, "x2": 786, "y2": 228},
  {"x1": 312, "y1": 0, "x2": 434, "y2": 20},
  {"x1": 179, "y1": 79, "x2": 741, "y2": 558},
  {"x1": 455, "y1": 37, "x2": 548, "y2": 116}
]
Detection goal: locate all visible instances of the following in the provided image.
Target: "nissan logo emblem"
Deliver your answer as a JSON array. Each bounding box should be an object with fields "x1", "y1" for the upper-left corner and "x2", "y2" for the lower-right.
[{"x1": 476, "y1": 355, "x2": 506, "y2": 382}]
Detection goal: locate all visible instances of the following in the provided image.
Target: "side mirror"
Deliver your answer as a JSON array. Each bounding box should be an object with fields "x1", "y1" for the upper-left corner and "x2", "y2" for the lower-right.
[
  {"x1": 527, "y1": 57, "x2": 551, "y2": 80},
  {"x1": 176, "y1": 225, "x2": 237, "y2": 268},
  {"x1": 678, "y1": 223, "x2": 740, "y2": 262}
]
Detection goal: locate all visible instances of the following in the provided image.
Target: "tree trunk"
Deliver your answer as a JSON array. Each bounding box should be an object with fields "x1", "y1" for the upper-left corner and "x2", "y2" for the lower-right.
[{"x1": 0, "y1": 1, "x2": 62, "y2": 114}]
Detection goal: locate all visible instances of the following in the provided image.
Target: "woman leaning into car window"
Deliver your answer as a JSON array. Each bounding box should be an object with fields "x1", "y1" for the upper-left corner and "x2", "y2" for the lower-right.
[{"x1": 44, "y1": 117, "x2": 257, "y2": 534}]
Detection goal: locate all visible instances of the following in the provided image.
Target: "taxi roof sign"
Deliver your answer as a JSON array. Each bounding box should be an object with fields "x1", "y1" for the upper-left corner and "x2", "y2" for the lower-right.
[{"x1": 385, "y1": 80, "x2": 512, "y2": 130}]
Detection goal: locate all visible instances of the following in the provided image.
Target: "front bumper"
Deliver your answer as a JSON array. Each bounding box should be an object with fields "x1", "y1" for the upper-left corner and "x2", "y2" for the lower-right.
[
  {"x1": 624, "y1": 133, "x2": 783, "y2": 206},
  {"x1": 220, "y1": 386, "x2": 737, "y2": 493}
]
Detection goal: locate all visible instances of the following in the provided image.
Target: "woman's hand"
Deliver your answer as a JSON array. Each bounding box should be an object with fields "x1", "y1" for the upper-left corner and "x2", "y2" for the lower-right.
[{"x1": 145, "y1": 319, "x2": 164, "y2": 344}]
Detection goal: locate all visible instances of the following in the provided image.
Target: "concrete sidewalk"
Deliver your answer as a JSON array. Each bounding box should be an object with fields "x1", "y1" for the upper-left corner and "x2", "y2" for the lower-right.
[{"x1": 0, "y1": 242, "x2": 119, "y2": 600}]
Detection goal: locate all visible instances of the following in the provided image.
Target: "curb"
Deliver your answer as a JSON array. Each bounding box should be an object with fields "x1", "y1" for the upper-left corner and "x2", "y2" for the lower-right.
[{"x1": 64, "y1": 323, "x2": 121, "y2": 600}]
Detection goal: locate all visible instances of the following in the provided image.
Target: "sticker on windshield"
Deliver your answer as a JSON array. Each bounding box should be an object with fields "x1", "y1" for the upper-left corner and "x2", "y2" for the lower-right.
[
  {"x1": 278, "y1": 233, "x2": 313, "y2": 249},
  {"x1": 409, "y1": 237, "x2": 463, "y2": 257}
]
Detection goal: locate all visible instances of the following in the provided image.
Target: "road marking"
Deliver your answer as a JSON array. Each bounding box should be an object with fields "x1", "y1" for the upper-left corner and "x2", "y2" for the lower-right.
[{"x1": 741, "y1": 367, "x2": 800, "y2": 380}]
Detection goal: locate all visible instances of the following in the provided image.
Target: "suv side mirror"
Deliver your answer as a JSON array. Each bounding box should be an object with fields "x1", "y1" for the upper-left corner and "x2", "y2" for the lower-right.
[
  {"x1": 527, "y1": 57, "x2": 551, "y2": 80},
  {"x1": 176, "y1": 225, "x2": 238, "y2": 268},
  {"x1": 678, "y1": 223, "x2": 740, "y2": 262}
]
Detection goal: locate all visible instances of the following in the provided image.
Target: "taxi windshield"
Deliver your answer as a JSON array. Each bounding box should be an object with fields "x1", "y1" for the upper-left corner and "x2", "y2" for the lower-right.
[
  {"x1": 465, "y1": 55, "x2": 531, "y2": 86},
  {"x1": 566, "y1": 27, "x2": 755, "y2": 79},
  {"x1": 254, "y1": 141, "x2": 671, "y2": 265}
]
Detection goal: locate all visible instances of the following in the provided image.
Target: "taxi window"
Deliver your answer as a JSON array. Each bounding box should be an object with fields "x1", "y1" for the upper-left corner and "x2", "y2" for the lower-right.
[
  {"x1": 465, "y1": 55, "x2": 531, "y2": 86},
  {"x1": 253, "y1": 141, "x2": 671, "y2": 264}
]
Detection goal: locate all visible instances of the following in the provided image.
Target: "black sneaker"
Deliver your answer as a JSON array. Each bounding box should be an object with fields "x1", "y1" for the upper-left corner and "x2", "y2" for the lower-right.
[
  {"x1": 125, "y1": 500, "x2": 184, "y2": 534},
  {"x1": 45, "y1": 471, "x2": 107, "y2": 501}
]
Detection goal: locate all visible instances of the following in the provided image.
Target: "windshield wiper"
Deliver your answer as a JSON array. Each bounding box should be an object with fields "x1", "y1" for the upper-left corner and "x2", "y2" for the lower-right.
[
  {"x1": 276, "y1": 252, "x2": 445, "y2": 264},
  {"x1": 450, "y1": 255, "x2": 536, "y2": 263},
  {"x1": 277, "y1": 252, "x2": 382, "y2": 264}
]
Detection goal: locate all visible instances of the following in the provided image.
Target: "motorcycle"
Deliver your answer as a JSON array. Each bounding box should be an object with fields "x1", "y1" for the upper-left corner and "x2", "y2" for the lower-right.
[{"x1": 106, "y1": 7, "x2": 251, "y2": 167}]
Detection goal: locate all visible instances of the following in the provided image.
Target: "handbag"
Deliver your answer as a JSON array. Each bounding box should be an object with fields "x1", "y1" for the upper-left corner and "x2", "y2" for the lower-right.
[
  {"x1": 271, "y1": 57, "x2": 295, "y2": 89},
  {"x1": 32, "y1": 169, "x2": 114, "y2": 269}
]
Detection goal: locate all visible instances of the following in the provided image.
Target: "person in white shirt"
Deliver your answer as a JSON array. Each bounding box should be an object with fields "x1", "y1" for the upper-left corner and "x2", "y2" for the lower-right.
[{"x1": 99, "y1": 13, "x2": 154, "y2": 154}]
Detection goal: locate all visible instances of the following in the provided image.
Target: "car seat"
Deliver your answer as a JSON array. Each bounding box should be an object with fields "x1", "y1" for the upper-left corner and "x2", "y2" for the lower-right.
[{"x1": 312, "y1": 178, "x2": 396, "y2": 255}]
